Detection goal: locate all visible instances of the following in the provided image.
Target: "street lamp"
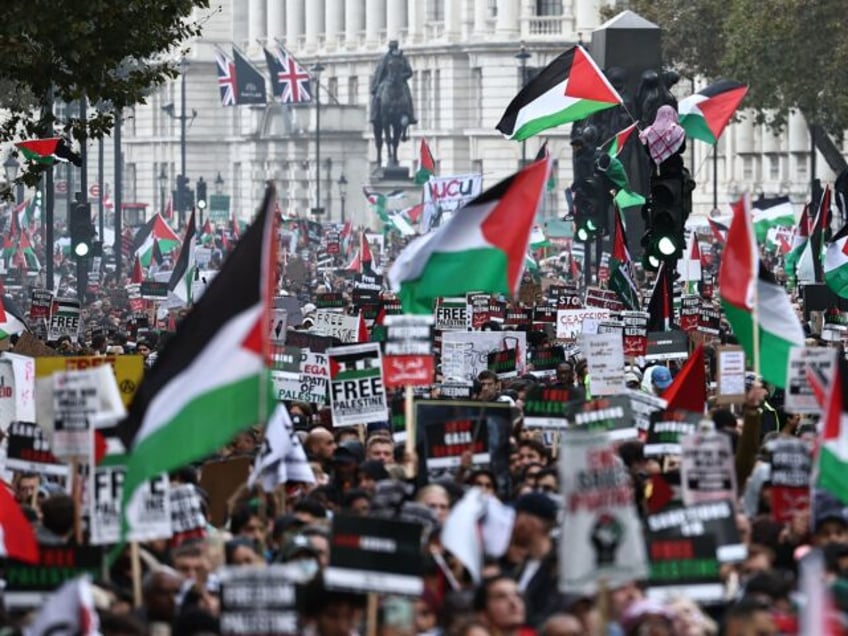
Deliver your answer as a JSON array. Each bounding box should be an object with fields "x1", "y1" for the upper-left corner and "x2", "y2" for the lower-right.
[
  {"x1": 515, "y1": 42, "x2": 531, "y2": 165},
  {"x1": 337, "y1": 174, "x2": 348, "y2": 224},
  {"x1": 158, "y1": 165, "x2": 167, "y2": 215},
  {"x1": 4, "y1": 155, "x2": 19, "y2": 202},
  {"x1": 214, "y1": 171, "x2": 224, "y2": 195},
  {"x1": 310, "y1": 61, "x2": 325, "y2": 218}
]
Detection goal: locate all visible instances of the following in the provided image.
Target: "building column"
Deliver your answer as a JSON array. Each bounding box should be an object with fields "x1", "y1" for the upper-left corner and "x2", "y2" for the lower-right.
[
  {"x1": 496, "y1": 0, "x2": 519, "y2": 38},
  {"x1": 574, "y1": 0, "x2": 601, "y2": 36},
  {"x1": 407, "y1": 0, "x2": 425, "y2": 43},
  {"x1": 345, "y1": 0, "x2": 365, "y2": 47},
  {"x1": 386, "y1": 0, "x2": 407, "y2": 41},
  {"x1": 444, "y1": 0, "x2": 461, "y2": 39},
  {"x1": 285, "y1": 0, "x2": 305, "y2": 47},
  {"x1": 305, "y1": 0, "x2": 325, "y2": 49},
  {"x1": 267, "y1": 0, "x2": 285, "y2": 42},
  {"x1": 325, "y1": 0, "x2": 344, "y2": 49},
  {"x1": 248, "y1": 0, "x2": 267, "y2": 44},
  {"x1": 365, "y1": 0, "x2": 387, "y2": 47},
  {"x1": 473, "y1": 0, "x2": 490, "y2": 35}
]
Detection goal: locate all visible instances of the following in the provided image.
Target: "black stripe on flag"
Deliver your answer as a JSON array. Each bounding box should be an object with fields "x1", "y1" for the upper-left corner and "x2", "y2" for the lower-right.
[
  {"x1": 168, "y1": 210, "x2": 197, "y2": 293},
  {"x1": 699, "y1": 79, "x2": 746, "y2": 98}
]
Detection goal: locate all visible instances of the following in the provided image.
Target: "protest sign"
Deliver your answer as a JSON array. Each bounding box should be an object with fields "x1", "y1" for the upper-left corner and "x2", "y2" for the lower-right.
[
  {"x1": 467, "y1": 293, "x2": 492, "y2": 330},
  {"x1": 624, "y1": 389, "x2": 666, "y2": 432},
  {"x1": 140, "y1": 280, "x2": 169, "y2": 299},
  {"x1": 435, "y1": 297, "x2": 468, "y2": 331},
  {"x1": 3, "y1": 353, "x2": 35, "y2": 423},
  {"x1": 504, "y1": 308, "x2": 532, "y2": 328},
  {"x1": 423, "y1": 173, "x2": 483, "y2": 225},
  {"x1": 559, "y1": 431, "x2": 648, "y2": 595},
  {"x1": 487, "y1": 347, "x2": 518, "y2": 379},
  {"x1": 47, "y1": 370, "x2": 102, "y2": 459},
  {"x1": 316, "y1": 292, "x2": 345, "y2": 310},
  {"x1": 0, "y1": 359, "x2": 16, "y2": 432},
  {"x1": 352, "y1": 273, "x2": 383, "y2": 305},
  {"x1": 580, "y1": 334, "x2": 625, "y2": 396},
  {"x1": 285, "y1": 330, "x2": 338, "y2": 353},
  {"x1": 90, "y1": 464, "x2": 171, "y2": 545},
  {"x1": 3, "y1": 545, "x2": 102, "y2": 609},
  {"x1": 47, "y1": 297, "x2": 81, "y2": 341},
  {"x1": 645, "y1": 409, "x2": 704, "y2": 456},
  {"x1": 566, "y1": 396, "x2": 636, "y2": 440},
  {"x1": 271, "y1": 348, "x2": 328, "y2": 403},
  {"x1": 785, "y1": 346, "x2": 837, "y2": 413},
  {"x1": 199, "y1": 457, "x2": 253, "y2": 527},
  {"x1": 438, "y1": 380, "x2": 474, "y2": 400},
  {"x1": 645, "y1": 331, "x2": 690, "y2": 361},
  {"x1": 327, "y1": 343, "x2": 387, "y2": 426},
  {"x1": 523, "y1": 386, "x2": 583, "y2": 429},
  {"x1": 698, "y1": 302, "x2": 721, "y2": 335},
  {"x1": 383, "y1": 315, "x2": 434, "y2": 387},
  {"x1": 219, "y1": 566, "x2": 299, "y2": 635},
  {"x1": 585, "y1": 287, "x2": 624, "y2": 311},
  {"x1": 715, "y1": 346, "x2": 746, "y2": 405},
  {"x1": 312, "y1": 310, "x2": 360, "y2": 343},
  {"x1": 326, "y1": 514, "x2": 424, "y2": 596},
  {"x1": 29, "y1": 288, "x2": 53, "y2": 321},
  {"x1": 680, "y1": 433, "x2": 737, "y2": 506},
  {"x1": 768, "y1": 437, "x2": 812, "y2": 524},
  {"x1": 441, "y1": 331, "x2": 526, "y2": 383},
  {"x1": 518, "y1": 280, "x2": 543, "y2": 305},
  {"x1": 621, "y1": 311, "x2": 649, "y2": 357},
  {"x1": 679, "y1": 295, "x2": 700, "y2": 333},
  {"x1": 527, "y1": 345, "x2": 566, "y2": 377},
  {"x1": 556, "y1": 308, "x2": 611, "y2": 339},
  {"x1": 270, "y1": 308, "x2": 288, "y2": 344},
  {"x1": 35, "y1": 355, "x2": 145, "y2": 407},
  {"x1": 169, "y1": 483, "x2": 207, "y2": 536},
  {"x1": 5, "y1": 421, "x2": 68, "y2": 477},
  {"x1": 646, "y1": 499, "x2": 746, "y2": 602},
  {"x1": 418, "y1": 405, "x2": 490, "y2": 469}
]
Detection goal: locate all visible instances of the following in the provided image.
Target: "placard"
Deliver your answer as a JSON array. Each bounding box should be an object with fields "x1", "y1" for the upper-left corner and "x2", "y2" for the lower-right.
[
  {"x1": 47, "y1": 297, "x2": 81, "y2": 342},
  {"x1": 440, "y1": 331, "x2": 526, "y2": 383},
  {"x1": 140, "y1": 280, "x2": 170, "y2": 299},
  {"x1": 5, "y1": 421, "x2": 68, "y2": 477},
  {"x1": 715, "y1": 346, "x2": 746, "y2": 404},
  {"x1": 311, "y1": 310, "x2": 360, "y2": 343},
  {"x1": 487, "y1": 347, "x2": 518, "y2": 379},
  {"x1": 556, "y1": 309, "x2": 611, "y2": 339},
  {"x1": 624, "y1": 389, "x2": 666, "y2": 432},
  {"x1": 645, "y1": 331, "x2": 690, "y2": 361},
  {"x1": 621, "y1": 311, "x2": 649, "y2": 357},
  {"x1": 434, "y1": 297, "x2": 468, "y2": 331},
  {"x1": 679, "y1": 295, "x2": 700, "y2": 333},
  {"x1": 325, "y1": 514, "x2": 424, "y2": 596},
  {"x1": 768, "y1": 437, "x2": 812, "y2": 524},
  {"x1": 3, "y1": 353, "x2": 36, "y2": 423},
  {"x1": 579, "y1": 334, "x2": 625, "y2": 396},
  {"x1": 527, "y1": 345, "x2": 566, "y2": 377},
  {"x1": 559, "y1": 431, "x2": 648, "y2": 595},
  {"x1": 523, "y1": 386, "x2": 583, "y2": 429},
  {"x1": 90, "y1": 465, "x2": 171, "y2": 545},
  {"x1": 785, "y1": 346, "x2": 837, "y2": 413},
  {"x1": 467, "y1": 293, "x2": 492, "y2": 330},
  {"x1": 3, "y1": 546, "x2": 102, "y2": 609},
  {"x1": 327, "y1": 343, "x2": 387, "y2": 426},
  {"x1": 566, "y1": 395, "x2": 637, "y2": 440},
  {"x1": 49, "y1": 370, "x2": 100, "y2": 459},
  {"x1": 680, "y1": 433, "x2": 737, "y2": 506},
  {"x1": 697, "y1": 303, "x2": 721, "y2": 335},
  {"x1": 29, "y1": 288, "x2": 53, "y2": 321},
  {"x1": 645, "y1": 409, "x2": 703, "y2": 456},
  {"x1": 169, "y1": 483, "x2": 207, "y2": 534},
  {"x1": 35, "y1": 355, "x2": 145, "y2": 408},
  {"x1": 316, "y1": 292, "x2": 345, "y2": 310},
  {"x1": 220, "y1": 566, "x2": 299, "y2": 635},
  {"x1": 352, "y1": 273, "x2": 383, "y2": 305}
]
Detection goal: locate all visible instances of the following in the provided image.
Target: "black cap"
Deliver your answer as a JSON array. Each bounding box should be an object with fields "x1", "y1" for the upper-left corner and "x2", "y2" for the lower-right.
[{"x1": 514, "y1": 492, "x2": 558, "y2": 523}]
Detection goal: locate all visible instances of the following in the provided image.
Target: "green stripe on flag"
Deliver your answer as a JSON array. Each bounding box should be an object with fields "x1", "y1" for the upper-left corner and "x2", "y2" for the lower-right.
[
  {"x1": 680, "y1": 116, "x2": 717, "y2": 145},
  {"x1": 819, "y1": 447, "x2": 848, "y2": 505},
  {"x1": 512, "y1": 100, "x2": 619, "y2": 142}
]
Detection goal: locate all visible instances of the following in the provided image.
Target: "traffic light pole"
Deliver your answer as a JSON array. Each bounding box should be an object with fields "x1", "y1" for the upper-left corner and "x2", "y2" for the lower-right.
[
  {"x1": 583, "y1": 239, "x2": 592, "y2": 288},
  {"x1": 78, "y1": 97, "x2": 88, "y2": 304},
  {"x1": 179, "y1": 64, "x2": 187, "y2": 229}
]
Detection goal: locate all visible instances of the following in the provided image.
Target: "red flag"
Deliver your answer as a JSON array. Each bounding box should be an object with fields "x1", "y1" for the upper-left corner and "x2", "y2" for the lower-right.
[
  {"x1": 707, "y1": 217, "x2": 728, "y2": 244},
  {"x1": 662, "y1": 344, "x2": 706, "y2": 414},
  {"x1": 130, "y1": 256, "x2": 144, "y2": 284},
  {"x1": 163, "y1": 197, "x2": 173, "y2": 220},
  {"x1": 0, "y1": 485, "x2": 38, "y2": 563},
  {"x1": 360, "y1": 234, "x2": 373, "y2": 273},
  {"x1": 357, "y1": 311, "x2": 369, "y2": 343}
]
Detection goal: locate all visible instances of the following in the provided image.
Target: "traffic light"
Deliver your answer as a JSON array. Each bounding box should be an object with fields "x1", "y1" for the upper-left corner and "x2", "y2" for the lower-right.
[
  {"x1": 642, "y1": 174, "x2": 687, "y2": 261},
  {"x1": 176, "y1": 174, "x2": 189, "y2": 210},
  {"x1": 70, "y1": 203, "x2": 95, "y2": 258},
  {"x1": 573, "y1": 175, "x2": 611, "y2": 242},
  {"x1": 196, "y1": 177, "x2": 207, "y2": 211}
]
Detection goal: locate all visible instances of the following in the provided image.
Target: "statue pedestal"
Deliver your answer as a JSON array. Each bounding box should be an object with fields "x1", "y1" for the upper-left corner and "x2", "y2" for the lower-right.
[{"x1": 377, "y1": 165, "x2": 410, "y2": 181}]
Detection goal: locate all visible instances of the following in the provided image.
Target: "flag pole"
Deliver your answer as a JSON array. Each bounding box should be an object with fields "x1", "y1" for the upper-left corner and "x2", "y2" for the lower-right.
[
  {"x1": 752, "y1": 266, "x2": 761, "y2": 381},
  {"x1": 130, "y1": 541, "x2": 143, "y2": 608}
]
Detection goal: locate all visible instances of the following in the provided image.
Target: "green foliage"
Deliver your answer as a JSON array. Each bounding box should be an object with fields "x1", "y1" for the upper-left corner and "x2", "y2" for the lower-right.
[{"x1": 0, "y1": 0, "x2": 210, "y2": 186}]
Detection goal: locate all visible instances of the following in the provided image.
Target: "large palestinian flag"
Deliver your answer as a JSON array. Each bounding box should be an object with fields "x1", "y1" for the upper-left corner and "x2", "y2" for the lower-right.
[
  {"x1": 824, "y1": 222, "x2": 848, "y2": 299},
  {"x1": 390, "y1": 159, "x2": 549, "y2": 313},
  {"x1": 118, "y1": 186, "x2": 277, "y2": 539},
  {"x1": 608, "y1": 207, "x2": 640, "y2": 310},
  {"x1": 678, "y1": 80, "x2": 748, "y2": 145},
  {"x1": 496, "y1": 46, "x2": 622, "y2": 141},
  {"x1": 15, "y1": 137, "x2": 81, "y2": 166},
  {"x1": 133, "y1": 214, "x2": 181, "y2": 267},
  {"x1": 719, "y1": 194, "x2": 804, "y2": 389}
]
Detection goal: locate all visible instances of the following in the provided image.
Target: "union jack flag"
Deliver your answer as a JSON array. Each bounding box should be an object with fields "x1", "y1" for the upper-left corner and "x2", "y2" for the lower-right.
[
  {"x1": 216, "y1": 51, "x2": 237, "y2": 107},
  {"x1": 265, "y1": 45, "x2": 311, "y2": 104}
]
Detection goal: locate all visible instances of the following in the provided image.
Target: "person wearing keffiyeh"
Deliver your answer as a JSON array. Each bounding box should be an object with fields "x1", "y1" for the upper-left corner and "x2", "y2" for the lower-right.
[{"x1": 639, "y1": 104, "x2": 686, "y2": 166}]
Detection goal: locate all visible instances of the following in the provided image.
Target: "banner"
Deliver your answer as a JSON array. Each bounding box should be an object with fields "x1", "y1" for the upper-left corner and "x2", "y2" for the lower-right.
[
  {"x1": 785, "y1": 346, "x2": 837, "y2": 414},
  {"x1": 680, "y1": 433, "x2": 737, "y2": 506},
  {"x1": 566, "y1": 396, "x2": 637, "y2": 440},
  {"x1": 646, "y1": 500, "x2": 746, "y2": 602},
  {"x1": 559, "y1": 431, "x2": 648, "y2": 595},
  {"x1": 35, "y1": 355, "x2": 145, "y2": 407},
  {"x1": 3, "y1": 546, "x2": 102, "y2": 609},
  {"x1": 219, "y1": 565, "x2": 299, "y2": 635},
  {"x1": 6, "y1": 421, "x2": 69, "y2": 477},
  {"x1": 90, "y1": 465, "x2": 171, "y2": 545},
  {"x1": 383, "y1": 315, "x2": 434, "y2": 388},
  {"x1": 327, "y1": 343, "x2": 387, "y2": 426},
  {"x1": 556, "y1": 308, "x2": 611, "y2": 340},
  {"x1": 325, "y1": 514, "x2": 424, "y2": 596},
  {"x1": 441, "y1": 331, "x2": 526, "y2": 384},
  {"x1": 311, "y1": 310, "x2": 360, "y2": 343},
  {"x1": 645, "y1": 409, "x2": 703, "y2": 456},
  {"x1": 435, "y1": 297, "x2": 468, "y2": 331},
  {"x1": 579, "y1": 334, "x2": 625, "y2": 396},
  {"x1": 645, "y1": 331, "x2": 690, "y2": 361},
  {"x1": 423, "y1": 173, "x2": 483, "y2": 229},
  {"x1": 47, "y1": 297, "x2": 81, "y2": 341},
  {"x1": 768, "y1": 437, "x2": 812, "y2": 524}
]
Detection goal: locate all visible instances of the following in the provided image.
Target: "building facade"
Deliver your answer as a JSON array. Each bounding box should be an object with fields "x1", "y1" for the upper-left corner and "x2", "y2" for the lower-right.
[{"x1": 106, "y1": 0, "x2": 835, "y2": 229}]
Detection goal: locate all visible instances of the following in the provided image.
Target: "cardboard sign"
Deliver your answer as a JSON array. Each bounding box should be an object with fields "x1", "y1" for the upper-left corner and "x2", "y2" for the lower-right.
[
  {"x1": 645, "y1": 331, "x2": 690, "y2": 361},
  {"x1": 440, "y1": 331, "x2": 526, "y2": 384},
  {"x1": 199, "y1": 457, "x2": 253, "y2": 527},
  {"x1": 680, "y1": 433, "x2": 737, "y2": 506},
  {"x1": 3, "y1": 546, "x2": 102, "y2": 609},
  {"x1": 566, "y1": 396, "x2": 637, "y2": 440},
  {"x1": 698, "y1": 303, "x2": 721, "y2": 335},
  {"x1": 327, "y1": 343, "x2": 387, "y2": 426},
  {"x1": 646, "y1": 500, "x2": 746, "y2": 602},
  {"x1": 715, "y1": 346, "x2": 746, "y2": 404},
  {"x1": 35, "y1": 355, "x2": 145, "y2": 407},
  {"x1": 580, "y1": 334, "x2": 625, "y2": 396},
  {"x1": 785, "y1": 346, "x2": 837, "y2": 414},
  {"x1": 435, "y1": 297, "x2": 468, "y2": 331},
  {"x1": 679, "y1": 295, "x2": 700, "y2": 333},
  {"x1": 5, "y1": 421, "x2": 68, "y2": 477},
  {"x1": 559, "y1": 431, "x2": 648, "y2": 595},
  {"x1": 220, "y1": 566, "x2": 299, "y2": 635},
  {"x1": 768, "y1": 437, "x2": 812, "y2": 524},
  {"x1": 528, "y1": 345, "x2": 566, "y2": 377},
  {"x1": 621, "y1": 311, "x2": 649, "y2": 357},
  {"x1": 169, "y1": 483, "x2": 207, "y2": 534},
  {"x1": 47, "y1": 297, "x2": 81, "y2": 341},
  {"x1": 326, "y1": 514, "x2": 424, "y2": 596},
  {"x1": 556, "y1": 309, "x2": 611, "y2": 339},
  {"x1": 523, "y1": 386, "x2": 583, "y2": 429},
  {"x1": 487, "y1": 348, "x2": 518, "y2": 379},
  {"x1": 645, "y1": 409, "x2": 703, "y2": 456},
  {"x1": 312, "y1": 311, "x2": 360, "y2": 343},
  {"x1": 90, "y1": 465, "x2": 171, "y2": 545}
]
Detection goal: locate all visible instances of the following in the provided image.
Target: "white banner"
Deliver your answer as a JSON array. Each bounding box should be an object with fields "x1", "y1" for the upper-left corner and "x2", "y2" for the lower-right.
[
  {"x1": 90, "y1": 465, "x2": 171, "y2": 545},
  {"x1": 785, "y1": 346, "x2": 837, "y2": 414},
  {"x1": 441, "y1": 331, "x2": 527, "y2": 384},
  {"x1": 556, "y1": 309, "x2": 612, "y2": 340},
  {"x1": 311, "y1": 310, "x2": 360, "y2": 343}
]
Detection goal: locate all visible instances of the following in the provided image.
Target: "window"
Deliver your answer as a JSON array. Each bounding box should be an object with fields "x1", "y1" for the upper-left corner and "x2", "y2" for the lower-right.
[
  {"x1": 742, "y1": 156, "x2": 754, "y2": 180},
  {"x1": 427, "y1": 0, "x2": 444, "y2": 22},
  {"x1": 327, "y1": 77, "x2": 338, "y2": 102},
  {"x1": 796, "y1": 155, "x2": 807, "y2": 178},
  {"x1": 347, "y1": 76, "x2": 358, "y2": 105},
  {"x1": 421, "y1": 70, "x2": 431, "y2": 128},
  {"x1": 433, "y1": 70, "x2": 441, "y2": 129},
  {"x1": 125, "y1": 163, "x2": 136, "y2": 202},
  {"x1": 472, "y1": 159, "x2": 483, "y2": 176},
  {"x1": 488, "y1": 0, "x2": 497, "y2": 17},
  {"x1": 536, "y1": 0, "x2": 562, "y2": 16},
  {"x1": 769, "y1": 155, "x2": 780, "y2": 180},
  {"x1": 470, "y1": 68, "x2": 482, "y2": 127}
]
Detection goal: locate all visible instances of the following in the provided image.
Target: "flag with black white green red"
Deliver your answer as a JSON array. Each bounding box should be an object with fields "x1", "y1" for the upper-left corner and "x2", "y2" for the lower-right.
[
  {"x1": 752, "y1": 196, "x2": 795, "y2": 244},
  {"x1": 646, "y1": 261, "x2": 673, "y2": 332},
  {"x1": 327, "y1": 343, "x2": 387, "y2": 426},
  {"x1": 0, "y1": 294, "x2": 26, "y2": 340},
  {"x1": 496, "y1": 46, "x2": 623, "y2": 141},
  {"x1": 719, "y1": 194, "x2": 804, "y2": 389},
  {"x1": 605, "y1": 122, "x2": 639, "y2": 158},
  {"x1": 678, "y1": 79, "x2": 748, "y2": 144},
  {"x1": 168, "y1": 210, "x2": 198, "y2": 306},
  {"x1": 15, "y1": 137, "x2": 81, "y2": 166},
  {"x1": 415, "y1": 139, "x2": 436, "y2": 185},
  {"x1": 818, "y1": 358, "x2": 848, "y2": 505},
  {"x1": 810, "y1": 185, "x2": 833, "y2": 283},
  {"x1": 117, "y1": 185, "x2": 278, "y2": 541},
  {"x1": 134, "y1": 214, "x2": 181, "y2": 267},
  {"x1": 389, "y1": 158, "x2": 550, "y2": 314},
  {"x1": 824, "y1": 222, "x2": 848, "y2": 299},
  {"x1": 609, "y1": 207, "x2": 640, "y2": 311}
]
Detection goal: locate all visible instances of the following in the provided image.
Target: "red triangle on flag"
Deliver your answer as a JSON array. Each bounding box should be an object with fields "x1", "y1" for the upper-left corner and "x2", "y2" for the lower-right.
[
  {"x1": 0, "y1": 485, "x2": 38, "y2": 563},
  {"x1": 700, "y1": 85, "x2": 749, "y2": 139},
  {"x1": 662, "y1": 345, "x2": 706, "y2": 413},
  {"x1": 563, "y1": 46, "x2": 622, "y2": 105}
]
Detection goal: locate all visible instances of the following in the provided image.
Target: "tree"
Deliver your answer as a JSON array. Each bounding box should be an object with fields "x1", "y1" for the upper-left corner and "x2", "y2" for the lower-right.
[{"x1": 0, "y1": 0, "x2": 209, "y2": 186}]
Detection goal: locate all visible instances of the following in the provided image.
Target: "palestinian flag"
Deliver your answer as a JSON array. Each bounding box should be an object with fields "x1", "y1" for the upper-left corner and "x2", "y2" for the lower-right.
[
  {"x1": 2, "y1": 204, "x2": 21, "y2": 261},
  {"x1": 810, "y1": 185, "x2": 832, "y2": 283},
  {"x1": 0, "y1": 294, "x2": 26, "y2": 340},
  {"x1": 118, "y1": 186, "x2": 278, "y2": 540},
  {"x1": 719, "y1": 194, "x2": 804, "y2": 389},
  {"x1": 403, "y1": 203, "x2": 424, "y2": 224},
  {"x1": 608, "y1": 207, "x2": 640, "y2": 310},
  {"x1": 200, "y1": 218, "x2": 215, "y2": 246},
  {"x1": 707, "y1": 217, "x2": 728, "y2": 244},
  {"x1": 534, "y1": 142, "x2": 556, "y2": 192},
  {"x1": 15, "y1": 137, "x2": 81, "y2": 166},
  {"x1": 785, "y1": 202, "x2": 811, "y2": 283},
  {"x1": 0, "y1": 485, "x2": 38, "y2": 563},
  {"x1": 606, "y1": 122, "x2": 638, "y2": 158},
  {"x1": 824, "y1": 222, "x2": 848, "y2": 299},
  {"x1": 389, "y1": 158, "x2": 549, "y2": 314},
  {"x1": 662, "y1": 344, "x2": 706, "y2": 414},
  {"x1": 598, "y1": 153, "x2": 645, "y2": 209},
  {"x1": 752, "y1": 196, "x2": 795, "y2": 244},
  {"x1": 364, "y1": 187, "x2": 405, "y2": 224},
  {"x1": 496, "y1": 45, "x2": 623, "y2": 141},
  {"x1": 646, "y1": 261, "x2": 673, "y2": 332},
  {"x1": 818, "y1": 360, "x2": 848, "y2": 505},
  {"x1": 130, "y1": 256, "x2": 144, "y2": 284},
  {"x1": 678, "y1": 79, "x2": 748, "y2": 144},
  {"x1": 16, "y1": 231, "x2": 40, "y2": 272},
  {"x1": 676, "y1": 233, "x2": 702, "y2": 294},
  {"x1": 530, "y1": 225, "x2": 551, "y2": 249},
  {"x1": 415, "y1": 139, "x2": 436, "y2": 185},
  {"x1": 168, "y1": 210, "x2": 198, "y2": 306},
  {"x1": 134, "y1": 214, "x2": 181, "y2": 267}
]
